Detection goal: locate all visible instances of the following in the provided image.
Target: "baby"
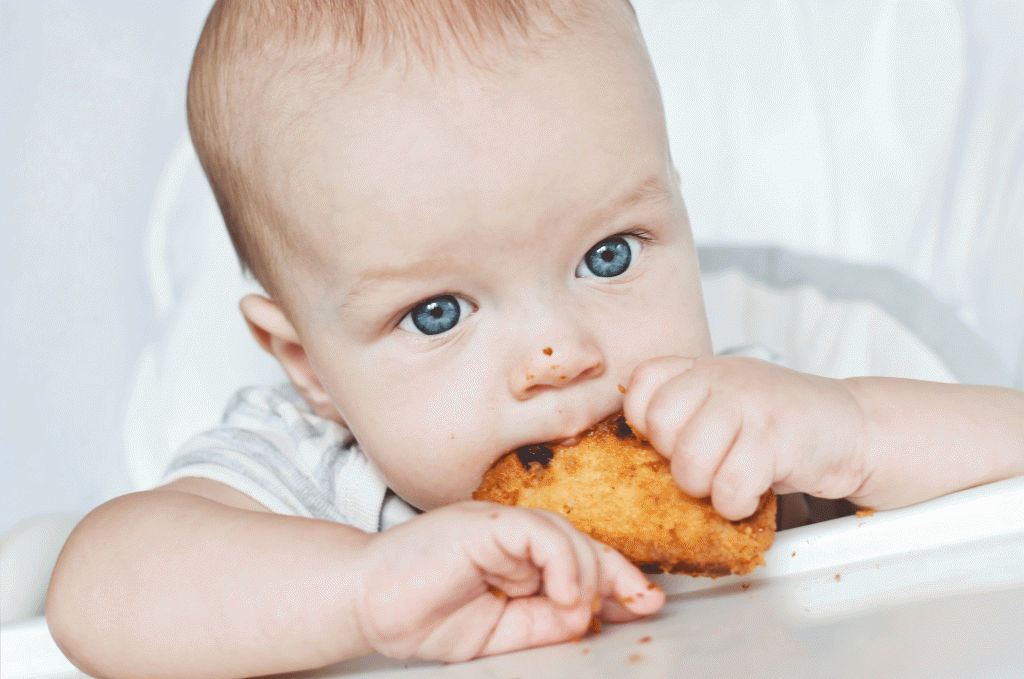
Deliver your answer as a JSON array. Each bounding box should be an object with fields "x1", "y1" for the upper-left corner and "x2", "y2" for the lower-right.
[{"x1": 47, "y1": 0, "x2": 1024, "y2": 677}]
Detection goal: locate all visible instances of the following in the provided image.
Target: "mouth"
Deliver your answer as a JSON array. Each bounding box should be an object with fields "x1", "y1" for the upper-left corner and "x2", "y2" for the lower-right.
[
  {"x1": 508, "y1": 425, "x2": 591, "y2": 470},
  {"x1": 519, "y1": 412, "x2": 614, "y2": 458},
  {"x1": 514, "y1": 443, "x2": 556, "y2": 468},
  {"x1": 489, "y1": 401, "x2": 624, "y2": 474}
]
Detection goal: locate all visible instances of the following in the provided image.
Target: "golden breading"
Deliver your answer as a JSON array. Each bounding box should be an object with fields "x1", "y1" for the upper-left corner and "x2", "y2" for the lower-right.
[{"x1": 473, "y1": 412, "x2": 775, "y2": 577}]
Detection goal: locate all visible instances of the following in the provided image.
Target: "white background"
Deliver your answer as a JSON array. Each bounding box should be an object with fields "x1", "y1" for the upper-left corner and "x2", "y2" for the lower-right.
[{"x1": 3, "y1": 2, "x2": 211, "y2": 533}]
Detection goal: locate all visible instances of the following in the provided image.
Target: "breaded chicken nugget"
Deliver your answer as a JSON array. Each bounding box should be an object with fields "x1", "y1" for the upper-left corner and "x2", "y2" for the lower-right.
[{"x1": 473, "y1": 412, "x2": 775, "y2": 576}]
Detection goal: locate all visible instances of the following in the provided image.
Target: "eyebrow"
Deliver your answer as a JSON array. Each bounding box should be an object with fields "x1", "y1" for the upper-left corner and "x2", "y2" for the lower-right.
[
  {"x1": 337, "y1": 260, "x2": 439, "y2": 319},
  {"x1": 605, "y1": 174, "x2": 674, "y2": 216},
  {"x1": 337, "y1": 173, "x2": 674, "y2": 318}
]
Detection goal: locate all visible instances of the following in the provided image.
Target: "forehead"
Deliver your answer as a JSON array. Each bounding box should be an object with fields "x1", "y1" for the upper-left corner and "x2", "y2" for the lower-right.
[{"x1": 277, "y1": 7, "x2": 668, "y2": 301}]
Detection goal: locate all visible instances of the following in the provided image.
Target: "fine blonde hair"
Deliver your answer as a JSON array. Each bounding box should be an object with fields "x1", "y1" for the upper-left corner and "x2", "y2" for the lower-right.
[{"x1": 187, "y1": 0, "x2": 633, "y2": 299}]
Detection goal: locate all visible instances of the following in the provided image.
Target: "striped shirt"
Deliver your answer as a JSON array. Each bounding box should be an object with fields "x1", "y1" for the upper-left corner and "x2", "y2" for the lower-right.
[{"x1": 163, "y1": 383, "x2": 419, "y2": 532}]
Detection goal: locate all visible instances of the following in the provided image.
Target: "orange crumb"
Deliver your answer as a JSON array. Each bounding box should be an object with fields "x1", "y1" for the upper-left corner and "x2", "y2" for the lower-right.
[
  {"x1": 792, "y1": 552, "x2": 796, "y2": 557},
  {"x1": 647, "y1": 583, "x2": 661, "y2": 591},
  {"x1": 618, "y1": 595, "x2": 634, "y2": 604},
  {"x1": 856, "y1": 508, "x2": 875, "y2": 517},
  {"x1": 618, "y1": 384, "x2": 627, "y2": 394},
  {"x1": 629, "y1": 653, "x2": 643, "y2": 663},
  {"x1": 834, "y1": 573, "x2": 841, "y2": 581},
  {"x1": 639, "y1": 636, "x2": 652, "y2": 644},
  {"x1": 488, "y1": 585, "x2": 507, "y2": 598},
  {"x1": 588, "y1": 617, "x2": 602, "y2": 635},
  {"x1": 741, "y1": 583, "x2": 750, "y2": 590},
  {"x1": 591, "y1": 596, "x2": 602, "y2": 613},
  {"x1": 489, "y1": 512, "x2": 499, "y2": 519},
  {"x1": 543, "y1": 347, "x2": 553, "y2": 356}
]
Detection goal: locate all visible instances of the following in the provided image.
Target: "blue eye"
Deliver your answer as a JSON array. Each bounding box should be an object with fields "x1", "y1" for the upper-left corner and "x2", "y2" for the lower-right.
[
  {"x1": 400, "y1": 294, "x2": 469, "y2": 335},
  {"x1": 578, "y1": 235, "x2": 633, "y2": 278}
]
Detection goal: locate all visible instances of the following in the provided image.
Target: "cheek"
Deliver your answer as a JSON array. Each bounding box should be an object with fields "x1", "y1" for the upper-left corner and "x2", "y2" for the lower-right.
[
  {"x1": 360, "y1": 418, "x2": 497, "y2": 511},
  {"x1": 374, "y1": 445, "x2": 489, "y2": 510},
  {"x1": 330, "y1": 344, "x2": 506, "y2": 509},
  {"x1": 616, "y1": 266, "x2": 711, "y2": 360}
]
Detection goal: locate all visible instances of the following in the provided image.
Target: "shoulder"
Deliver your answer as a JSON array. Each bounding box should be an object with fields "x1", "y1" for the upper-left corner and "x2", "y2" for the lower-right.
[{"x1": 221, "y1": 383, "x2": 350, "y2": 438}]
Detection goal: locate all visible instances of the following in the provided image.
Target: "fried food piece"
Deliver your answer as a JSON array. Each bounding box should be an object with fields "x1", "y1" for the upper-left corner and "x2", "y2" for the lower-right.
[{"x1": 473, "y1": 412, "x2": 775, "y2": 576}]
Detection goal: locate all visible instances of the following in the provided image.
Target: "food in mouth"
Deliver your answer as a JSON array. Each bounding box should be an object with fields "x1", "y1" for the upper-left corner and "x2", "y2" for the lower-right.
[{"x1": 473, "y1": 412, "x2": 775, "y2": 576}]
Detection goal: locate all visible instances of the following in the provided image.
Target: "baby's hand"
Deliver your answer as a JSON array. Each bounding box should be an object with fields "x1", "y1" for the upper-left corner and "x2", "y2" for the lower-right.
[
  {"x1": 353, "y1": 502, "x2": 664, "y2": 662},
  {"x1": 624, "y1": 356, "x2": 867, "y2": 520}
]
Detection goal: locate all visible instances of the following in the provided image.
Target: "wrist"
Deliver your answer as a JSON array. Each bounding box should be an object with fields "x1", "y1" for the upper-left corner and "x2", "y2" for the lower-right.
[
  {"x1": 836, "y1": 376, "x2": 875, "y2": 505},
  {"x1": 319, "y1": 524, "x2": 377, "y2": 662},
  {"x1": 836, "y1": 377, "x2": 1024, "y2": 509}
]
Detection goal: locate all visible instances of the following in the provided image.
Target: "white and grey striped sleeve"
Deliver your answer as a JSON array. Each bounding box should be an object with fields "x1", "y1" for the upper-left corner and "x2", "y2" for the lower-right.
[{"x1": 162, "y1": 384, "x2": 418, "y2": 532}]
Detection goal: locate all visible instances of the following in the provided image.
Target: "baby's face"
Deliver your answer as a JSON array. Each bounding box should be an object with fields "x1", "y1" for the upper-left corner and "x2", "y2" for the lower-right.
[{"x1": 273, "y1": 8, "x2": 712, "y2": 510}]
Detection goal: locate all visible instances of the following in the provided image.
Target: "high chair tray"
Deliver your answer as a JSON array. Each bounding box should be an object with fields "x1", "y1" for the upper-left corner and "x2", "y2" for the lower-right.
[{"x1": 4, "y1": 476, "x2": 1023, "y2": 679}]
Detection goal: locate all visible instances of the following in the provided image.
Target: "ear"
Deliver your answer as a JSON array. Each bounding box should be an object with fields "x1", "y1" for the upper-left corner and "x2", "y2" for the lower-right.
[{"x1": 239, "y1": 294, "x2": 344, "y2": 424}]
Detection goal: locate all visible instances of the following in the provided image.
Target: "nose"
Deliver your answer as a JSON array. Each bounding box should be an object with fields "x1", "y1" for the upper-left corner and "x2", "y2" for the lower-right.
[{"x1": 507, "y1": 311, "x2": 605, "y2": 400}]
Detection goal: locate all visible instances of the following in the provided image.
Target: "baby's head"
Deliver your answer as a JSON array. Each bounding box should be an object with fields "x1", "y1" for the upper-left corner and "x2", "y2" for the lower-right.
[{"x1": 188, "y1": 0, "x2": 712, "y2": 510}]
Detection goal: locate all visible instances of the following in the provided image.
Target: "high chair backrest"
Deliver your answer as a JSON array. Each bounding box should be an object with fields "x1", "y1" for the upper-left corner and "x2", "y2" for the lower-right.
[{"x1": 637, "y1": 0, "x2": 1023, "y2": 382}]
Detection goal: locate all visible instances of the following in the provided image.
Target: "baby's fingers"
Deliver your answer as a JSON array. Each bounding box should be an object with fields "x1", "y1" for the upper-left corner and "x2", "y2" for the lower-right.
[
  {"x1": 670, "y1": 397, "x2": 742, "y2": 499},
  {"x1": 711, "y1": 430, "x2": 774, "y2": 521},
  {"x1": 591, "y1": 540, "x2": 665, "y2": 622},
  {"x1": 477, "y1": 508, "x2": 587, "y2": 608},
  {"x1": 534, "y1": 510, "x2": 603, "y2": 607},
  {"x1": 625, "y1": 356, "x2": 705, "y2": 455},
  {"x1": 476, "y1": 596, "x2": 592, "y2": 657}
]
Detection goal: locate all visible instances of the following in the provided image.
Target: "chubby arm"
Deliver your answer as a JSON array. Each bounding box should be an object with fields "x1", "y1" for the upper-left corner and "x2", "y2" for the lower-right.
[
  {"x1": 625, "y1": 356, "x2": 1024, "y2": 520},
  {"x1": 46, "y1": 478, "x2": 373, "y2": 679},
  {"x1": 843, "y1": 377, "x2": 1024, "y2": 510},
  {"x1": 47, "y1": 478, "x2": 662, "y2": 679}
]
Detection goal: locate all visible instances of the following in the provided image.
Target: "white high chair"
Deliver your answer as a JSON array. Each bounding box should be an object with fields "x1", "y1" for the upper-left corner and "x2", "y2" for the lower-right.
[{"x1": 3, "y1": 1, "x2": 1023, "y2": 677}]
